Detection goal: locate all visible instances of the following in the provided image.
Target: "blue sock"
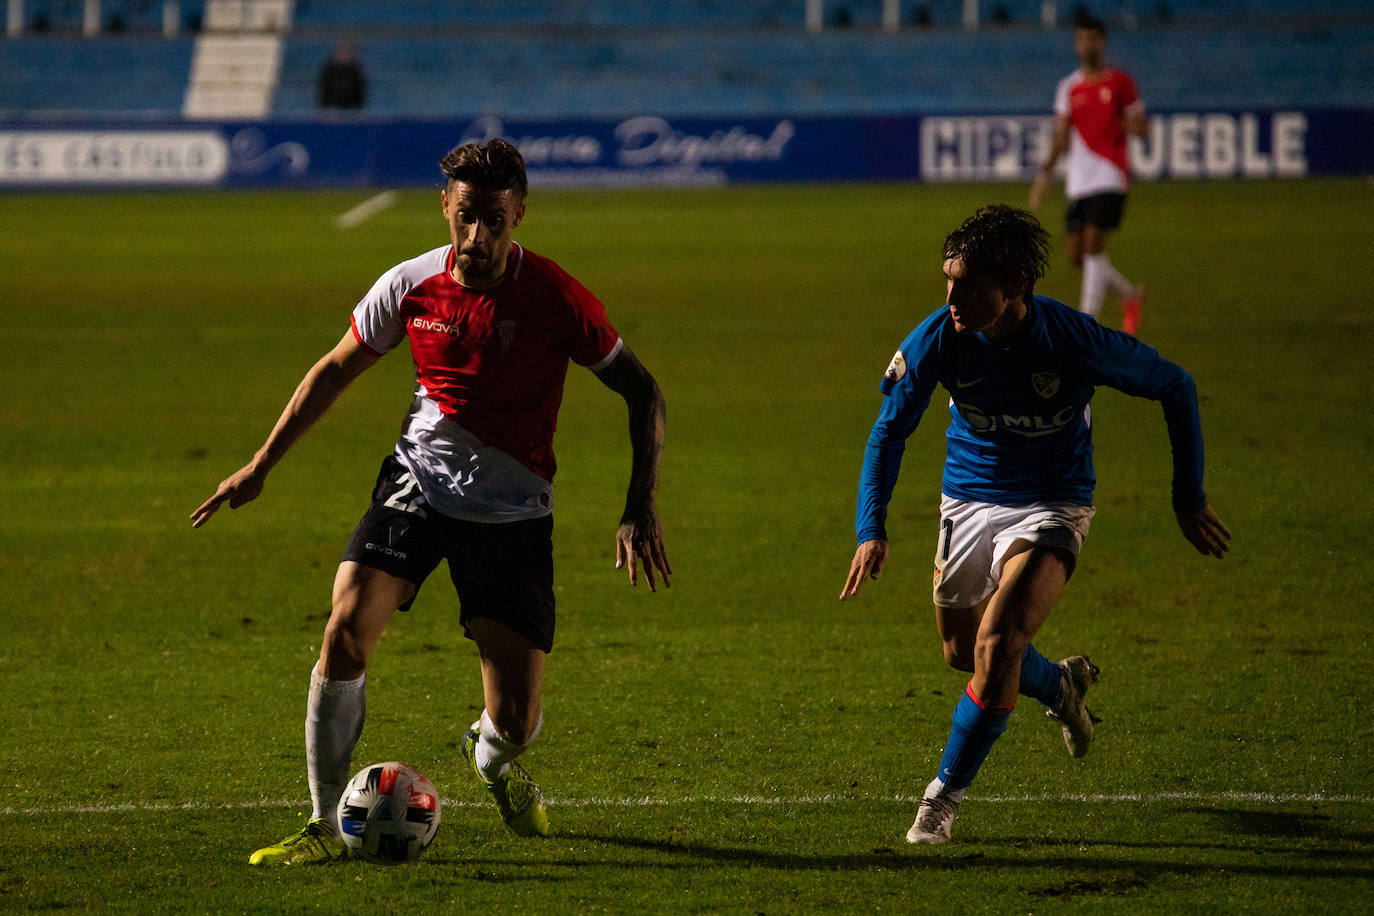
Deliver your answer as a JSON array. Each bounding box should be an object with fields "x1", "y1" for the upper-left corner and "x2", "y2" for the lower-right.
[
  {"x1": 936, "y1": 685, "x2": 1013, "y2": 791},
  {"x1": 1019, "y1": 644, "x2": 1061, "y2": 706}
]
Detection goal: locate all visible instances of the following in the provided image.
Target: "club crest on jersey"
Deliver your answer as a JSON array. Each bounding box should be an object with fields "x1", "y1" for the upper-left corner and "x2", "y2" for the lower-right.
[
  {"x1": 1031, "y1": 371, "x2": 1061, "y2": 399},
  {"x1": 496, "y1": 319, "x2": 518, "y2": 352},
  {"x1": 885, "y1": 350, "x2": 907, "y2": 383}
]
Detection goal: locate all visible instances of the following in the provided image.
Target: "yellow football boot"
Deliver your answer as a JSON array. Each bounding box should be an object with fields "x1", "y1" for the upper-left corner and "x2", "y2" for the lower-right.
[{"x1": 248, "y1": 818, "x2": 348, "y2": 866}]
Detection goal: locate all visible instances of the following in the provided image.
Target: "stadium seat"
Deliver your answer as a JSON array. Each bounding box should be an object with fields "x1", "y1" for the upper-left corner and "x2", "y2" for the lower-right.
[{"x1": 1, "y1": 3, "x2": 1371, "y2": 120}]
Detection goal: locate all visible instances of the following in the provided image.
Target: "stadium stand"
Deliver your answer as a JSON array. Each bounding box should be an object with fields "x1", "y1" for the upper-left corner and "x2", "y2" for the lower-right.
[
  {"x1": 1, "y1": 1, "x2": 1371, "y2": 120},
  {"x1": 267, "y1": 26, "x2": 1374, "y2": 119},
  {"x1": 289, "y1": 0, "x2": 805, "y2": 30},
  {"x1": 16, "y1": 0, "x2": 206, "y2": 33},
  {"x1": 284, "y1": 0, "x2": 1374, "y2": 30},
  {"x1": 1, "y1": 35, "x2": 195, "y2": 117}
]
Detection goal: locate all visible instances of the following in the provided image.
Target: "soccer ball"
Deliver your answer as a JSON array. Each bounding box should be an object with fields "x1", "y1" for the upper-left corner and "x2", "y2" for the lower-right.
[{"x1": 337, "y1": 761, "x2": 441, "y2": 864}]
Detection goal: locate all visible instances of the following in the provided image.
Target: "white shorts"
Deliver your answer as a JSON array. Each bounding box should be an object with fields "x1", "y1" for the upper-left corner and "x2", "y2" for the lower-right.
[{"x1": 932, "y1": 495, "x2": 1096, "y2": 609}]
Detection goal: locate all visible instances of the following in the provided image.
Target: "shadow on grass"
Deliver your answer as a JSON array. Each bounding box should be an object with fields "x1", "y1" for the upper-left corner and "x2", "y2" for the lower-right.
[
  {"x1": 1181, "y1": 806, "x2": 1374, "y2": 844},
  {"x1": 489, "y1": 828, "x2": 1374, "y2": 881}
]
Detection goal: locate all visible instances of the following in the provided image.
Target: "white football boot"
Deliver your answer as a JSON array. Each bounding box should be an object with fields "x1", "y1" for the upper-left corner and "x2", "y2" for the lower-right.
[
  {"x1": 1046, "y1": 655, "x2": 1101, "y2": 758},
  {"x1": 906, "y1": 778, "x2": 965, "y2": 845}
]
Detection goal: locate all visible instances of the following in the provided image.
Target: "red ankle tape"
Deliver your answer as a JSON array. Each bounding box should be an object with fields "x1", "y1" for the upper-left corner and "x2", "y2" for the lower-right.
[{"x1": 965, "y1": 682, "x2": 1016, "y2": 712}]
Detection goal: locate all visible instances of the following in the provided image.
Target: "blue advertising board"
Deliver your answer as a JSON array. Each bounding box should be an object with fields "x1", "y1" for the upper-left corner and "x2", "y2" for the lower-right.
[{"x1": 0, "y1": 109, "x2": 1369, "y2": 189}]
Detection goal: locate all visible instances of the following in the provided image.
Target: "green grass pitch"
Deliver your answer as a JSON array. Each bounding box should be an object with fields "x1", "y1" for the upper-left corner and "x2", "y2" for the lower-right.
[{"x1": 0, "y1": 178, "x2": 1371, "y2": 912}]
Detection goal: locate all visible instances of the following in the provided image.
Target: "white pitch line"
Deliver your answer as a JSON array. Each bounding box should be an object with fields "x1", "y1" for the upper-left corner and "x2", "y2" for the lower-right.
[
  {"x1": 335, "y1": 190, "x2": 398, "y2": 230},
  {"x1": 547, "y1": 791, "x2": 1371, "y2": 806},
  {"x1": 1, "y1": 791, "x2": 1369, "y2": 818},
  {"x1": 976, "y1": 791, "x2": 1370, "y2": 804}
]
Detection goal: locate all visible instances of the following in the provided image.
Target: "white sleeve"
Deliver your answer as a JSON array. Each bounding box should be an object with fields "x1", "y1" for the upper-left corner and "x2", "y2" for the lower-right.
[
  {"x1": 1053, "y1": 73, "x2": 1074, "y2": 118},
  {"x1": 350, "y1": 264, "x2": 410, "y2": 356}
]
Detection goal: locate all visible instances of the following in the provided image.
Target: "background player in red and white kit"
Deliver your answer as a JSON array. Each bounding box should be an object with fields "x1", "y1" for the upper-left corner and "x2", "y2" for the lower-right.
[
  {"x1": 191, "y1": 139, "x2": 670, "y2": 864},
  {"x1": 1030, "y1": 12, "x2": 1148, "y2": 335}
]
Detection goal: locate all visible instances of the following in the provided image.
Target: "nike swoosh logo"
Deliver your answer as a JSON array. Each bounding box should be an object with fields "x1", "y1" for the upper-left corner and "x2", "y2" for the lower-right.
[{"x1": 955, "y1": 377, "x2": 987, "y2": 389}]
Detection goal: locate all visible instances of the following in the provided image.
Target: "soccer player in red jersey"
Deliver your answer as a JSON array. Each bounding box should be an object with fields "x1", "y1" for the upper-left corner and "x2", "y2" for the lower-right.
[
  {"x1": 1031, "y1": 13, "x2": 1148, "y2": 335},
  {"x1": 192, "y1": 139, "x2": 670, "y2": 864}
]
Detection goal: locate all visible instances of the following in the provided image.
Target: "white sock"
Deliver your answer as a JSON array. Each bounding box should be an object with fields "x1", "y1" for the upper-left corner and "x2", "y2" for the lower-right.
[
  {"x1": 474, "y1": 707, "x2": 542, "y2": 783},
  {"x1": 1079, "y1": 253, "x2": 1110, "y2": 317},
  {"x1": 1084, "y1": 253, "x2": 1138, "y2": 315},
  {"x1": 1099, "y1": 253, "x2": 1137, "y2": 298},
  {"x1": 305, "y1": 661, "x2": 366, "y2": 832}
]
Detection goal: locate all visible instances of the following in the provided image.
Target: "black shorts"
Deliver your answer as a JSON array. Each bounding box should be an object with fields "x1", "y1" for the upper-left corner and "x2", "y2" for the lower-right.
[
  {"x1": 1065, "y1": 192, "x2": 1127, "y2": 233},
  {"x1": 341, "y1": 455, "x2": 556, "y2": 653}
]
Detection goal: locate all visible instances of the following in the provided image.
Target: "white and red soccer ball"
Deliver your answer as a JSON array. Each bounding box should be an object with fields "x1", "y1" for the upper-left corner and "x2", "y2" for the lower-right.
[{"x1": 337, "y1": 762, "x2": 441, "y2": 864}]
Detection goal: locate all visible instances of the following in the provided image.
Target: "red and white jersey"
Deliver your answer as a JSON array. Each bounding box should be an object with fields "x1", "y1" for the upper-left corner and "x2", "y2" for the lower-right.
[
  {"x1": 351, "y1": 243, "x2": 621, "y2": 522},
  {"x1": 1053, "y1": 67, "x2": 1143, "y2": 199}
]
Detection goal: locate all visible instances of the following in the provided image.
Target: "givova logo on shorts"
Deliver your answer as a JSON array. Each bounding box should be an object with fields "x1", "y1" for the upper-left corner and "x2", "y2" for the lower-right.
[
  {"x1": 364, "y1": 541, "x2": 408, "y2": 560},
  {"x1": 364, "y1": 520, "x2": 411, "y2": 560}
]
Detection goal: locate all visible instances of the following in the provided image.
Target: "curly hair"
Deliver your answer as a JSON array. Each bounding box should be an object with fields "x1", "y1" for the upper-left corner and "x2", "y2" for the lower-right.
[
  {"x1": 438, "y1": 138, "x2": 528, "y2": 198},
  {"x1": 942, "y1": 205, "x2": 1050, "y2": 298}
]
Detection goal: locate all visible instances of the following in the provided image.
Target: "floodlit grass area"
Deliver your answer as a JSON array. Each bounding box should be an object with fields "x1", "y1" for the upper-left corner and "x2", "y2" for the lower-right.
[{"x1": 1, "y1": 178, "x2": 1371, "y2": 912}]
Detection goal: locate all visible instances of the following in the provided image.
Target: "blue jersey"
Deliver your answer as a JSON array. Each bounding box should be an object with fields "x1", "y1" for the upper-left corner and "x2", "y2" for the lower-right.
[{"x1": 856, "y1": 296, "x2": 1206, "y2": 543}]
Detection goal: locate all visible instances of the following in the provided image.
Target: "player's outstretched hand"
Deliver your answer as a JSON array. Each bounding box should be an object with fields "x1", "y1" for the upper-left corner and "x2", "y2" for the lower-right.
[
  {"x1": 1177, "y1": 504, "x2": 1231, "y2": 559},
  {"x1": 190, "y1": 464, "x2": 266, "y2": 528},
  {"x1": 840, "y1": 538, "x2": 889, "y2": 601},
  {"x1": 615, "y1": 509, "x2": 671, "y2": 592}
]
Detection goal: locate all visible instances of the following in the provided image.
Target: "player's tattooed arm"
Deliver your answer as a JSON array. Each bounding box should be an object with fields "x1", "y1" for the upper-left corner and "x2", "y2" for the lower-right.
[{"x1": 594, "y1": 345, "x2": 671, "y2": 591}]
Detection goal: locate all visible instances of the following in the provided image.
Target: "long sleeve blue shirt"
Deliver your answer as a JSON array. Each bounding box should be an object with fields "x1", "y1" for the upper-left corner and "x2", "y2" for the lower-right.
[{"x1": 856, "y1": 296, "x2": 1206, "y2": 543}]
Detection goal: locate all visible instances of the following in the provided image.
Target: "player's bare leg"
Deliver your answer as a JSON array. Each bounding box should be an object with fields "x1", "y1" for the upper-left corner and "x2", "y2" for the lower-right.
[
  {"x1": 970, "y1": 546, "x2": 1071, "y2": 707},
  {"x1": 461, "y1": 618, "x2": 550, "y2": 837},
  {"x1": 321, "y1": 562, "x2": 414, "y2": 678},
  {"x1": 471, "y1": 618, "x2": 546, "y2": 743},
  {"x1": 1080, "y1": 225, "x2": 1106, "y2": 257},
  {"x1": 1064, "y1": 229, "x2": 1085, "y2": 271},
  {"x1": 935, "y1": 575, "x2": 1085, "y2": 732},
  {"x1": 935, "y1": 599, "x2": 988, "y2": 673},
  {"x1": 250, "y1": 563, "x2": 414, "y2": 865},
  {"x1": 910, "y1": 546, "x2": 1072, "y2": 845}
]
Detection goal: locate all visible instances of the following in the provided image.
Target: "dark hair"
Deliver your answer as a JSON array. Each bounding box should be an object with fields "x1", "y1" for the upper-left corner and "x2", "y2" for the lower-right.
[
  {"x1": 438, "y1": 138, "x2": 528, "y2": 198},
  {"x1": 942, "y1": 205, "x2": 1050, "y2": 298},
  {"x1": 1073, "y1": 8, "x2": 1106, "y2": 35}
]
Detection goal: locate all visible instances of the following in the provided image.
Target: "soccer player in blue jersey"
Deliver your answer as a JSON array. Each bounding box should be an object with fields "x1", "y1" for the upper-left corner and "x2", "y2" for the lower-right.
[{"x1": 839, "y1": 205, "x2": 1230, "y2": 845}]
